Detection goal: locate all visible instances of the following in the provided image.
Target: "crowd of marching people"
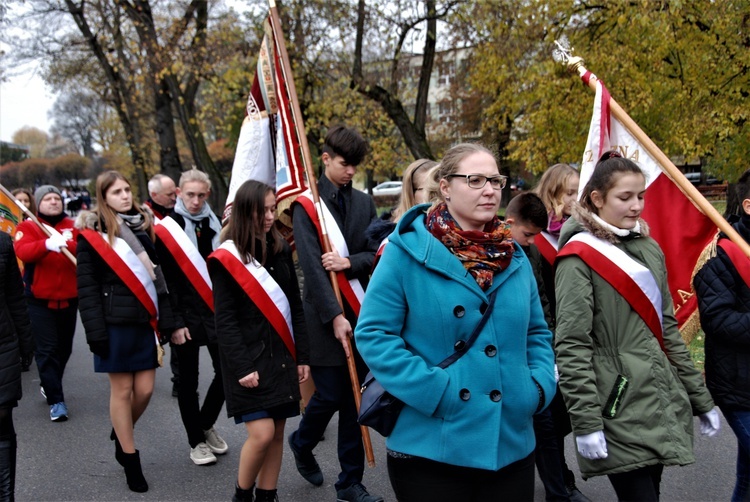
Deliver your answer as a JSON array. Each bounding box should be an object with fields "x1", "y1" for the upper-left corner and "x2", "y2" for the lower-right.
[{"x1": 1, "y1": 124, "x2": 745, "y2": 502}]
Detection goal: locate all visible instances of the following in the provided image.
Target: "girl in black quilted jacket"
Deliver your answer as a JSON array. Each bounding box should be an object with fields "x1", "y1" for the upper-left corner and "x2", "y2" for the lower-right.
[{"x1": 0, "y1": 232, "x2": 32, "y2": 500}]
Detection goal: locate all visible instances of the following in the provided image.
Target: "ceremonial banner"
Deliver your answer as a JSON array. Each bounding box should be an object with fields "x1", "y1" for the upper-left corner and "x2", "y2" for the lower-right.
[
  {"x1": 223, "y1": 19, "x2": 307, "y2": 222},
  {"x1": 580, "y1": 75, "x2": 716, "y2": 330},
  {"x1": 0, "y1": 190, "x2": 23, "y2": 237}
]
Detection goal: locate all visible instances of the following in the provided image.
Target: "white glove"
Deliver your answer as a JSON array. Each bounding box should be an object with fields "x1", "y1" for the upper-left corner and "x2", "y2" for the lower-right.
[
  {"x1": 554, "y1": 364, "x2": 560, "y2": 383},
  {"x1": 576, "y1": 430, "x2": 608, "y2": 459},
  {"x1": 45, "y1": 234, "x2": 68, "y2": 253},
  {"x1": 698, "y1": 408, "x2": 720, "y2": 437}
]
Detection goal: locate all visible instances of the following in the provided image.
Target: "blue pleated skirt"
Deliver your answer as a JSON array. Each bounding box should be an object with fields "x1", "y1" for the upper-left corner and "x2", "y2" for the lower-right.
[{"x1": 94, "y1": 323, "x2": 158, "y2": 373}]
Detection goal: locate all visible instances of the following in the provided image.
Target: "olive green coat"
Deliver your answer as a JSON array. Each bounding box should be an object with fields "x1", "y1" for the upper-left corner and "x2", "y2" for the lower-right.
[{"x1": 555, "y1": 206, "x2": 714, "y2": 479}]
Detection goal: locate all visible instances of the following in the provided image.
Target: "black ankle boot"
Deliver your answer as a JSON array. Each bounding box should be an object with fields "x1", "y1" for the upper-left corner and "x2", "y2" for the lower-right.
[
  {"x1": 0, "y1": 435, "x2": 17, "y2": 501},
  {"x1": 121, "y1": 450, "x2": 148, "y2": 493},
  {"x1": 255, "y1": 487, "x2": 278, "y2": 502},
  {"x1": 110, "y1": 428, "x2": 125, "y2": 466},
  {"x1": 232, "y1": 482, "x2": 255, "y2": 502}
]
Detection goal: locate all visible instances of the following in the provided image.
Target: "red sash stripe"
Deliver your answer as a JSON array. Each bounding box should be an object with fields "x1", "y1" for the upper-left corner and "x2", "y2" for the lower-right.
[
  {"x1": 294, "y1": 195, "x2": 362, "y2": 316},
  {"x1": 154, "y1": 222, "x2": 214, "y2": 312},
  {"x1": 558, "y1": 241, "x2": 666, "y2": 353},
  {"x1": 209, "y1": 248, "x2": 296, "y2": 361},
  {"x1": 535, "y1": 232, "x2": 558, "y2": 266},
  {"x1": 718, "y1": 239, "x2": 750, "y2": 288},
  {"x1": 80, "y1": 229, "x2": 160, "y2": 336}
]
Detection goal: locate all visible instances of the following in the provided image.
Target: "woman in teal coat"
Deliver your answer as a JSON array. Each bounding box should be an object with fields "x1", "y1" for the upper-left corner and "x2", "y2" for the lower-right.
[{"x1": 355, "y1": 143, "x2": 555, "y2": 502}]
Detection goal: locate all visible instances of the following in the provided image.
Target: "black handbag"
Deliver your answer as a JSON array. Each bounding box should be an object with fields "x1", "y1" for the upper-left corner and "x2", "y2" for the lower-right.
[{"x1": 358, "y1": 290, "x2": 498, "y2": 436}]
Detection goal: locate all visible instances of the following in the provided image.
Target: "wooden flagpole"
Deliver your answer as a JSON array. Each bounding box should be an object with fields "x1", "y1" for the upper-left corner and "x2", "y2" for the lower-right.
[
  {"x1": 563, "y1": 55, "x2": 750, "y2": 260},
  {"x1": 0, "y1": 183, "x2": 77, "y2": 265},
  {"x1": 267, "y1": 0, "x2": 376, "y2": 467}
]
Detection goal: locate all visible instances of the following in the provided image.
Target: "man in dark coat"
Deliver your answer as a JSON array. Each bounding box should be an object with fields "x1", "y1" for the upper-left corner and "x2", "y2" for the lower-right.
[
  {"x1": 288, "y1": 126, "x2": 381, "y2": 502},
  {"x1": 143, "y1": 173, "x2": 180, "y2": 395}
]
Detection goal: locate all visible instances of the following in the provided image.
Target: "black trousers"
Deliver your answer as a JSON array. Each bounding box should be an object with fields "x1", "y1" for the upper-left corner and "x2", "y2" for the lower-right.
[
  {"x1": 387, "y1": 451, "x2": 536, "y2": 502},
  {"x1": 534, "y1": 406, "x2": 570, "y2": 501},
  {"x1": 28, "y1": 300, "x2": 77, "y2": 405},
  {"x1": 174, "y1": 339, "x2": 225, "y2": 448},
  {"x1": 290, "y1": 365, "x2": 363, "y2": 491},
  {"x1": 608, "y1": 463, "x2": 664, "y2": 502}
]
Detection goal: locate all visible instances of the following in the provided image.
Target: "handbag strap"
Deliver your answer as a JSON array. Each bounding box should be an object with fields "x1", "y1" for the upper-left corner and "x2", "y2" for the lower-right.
[{"x1": 437, "y1": 290, "x2": 498, "y2": 369}]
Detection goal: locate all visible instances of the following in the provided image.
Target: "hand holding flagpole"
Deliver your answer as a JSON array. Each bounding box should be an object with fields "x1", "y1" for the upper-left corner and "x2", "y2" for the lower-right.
[
  {"x1": 267, "y1": 0, "x2": 376, "y2": 467},
  {"x1": 0, "y1": 183, "x2": 77, "y2": 265},
  {"x1": 552, "y1": 38, "x2": 750, "y2": 260}
]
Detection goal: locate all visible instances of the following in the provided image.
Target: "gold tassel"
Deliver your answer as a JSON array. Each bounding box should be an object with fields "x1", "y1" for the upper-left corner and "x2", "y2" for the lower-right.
[{"x1": 680, "y1": 232, "x2": 720, "y2": 344}]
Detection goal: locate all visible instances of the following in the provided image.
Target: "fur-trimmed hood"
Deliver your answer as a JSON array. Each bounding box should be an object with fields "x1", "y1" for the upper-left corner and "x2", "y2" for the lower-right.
[
  {"x1": 559, "y1": 202, "x2": 650, "y2": 247},
  {"x1": 75, "y1": 210, "x2": 99, "y2": 231}
]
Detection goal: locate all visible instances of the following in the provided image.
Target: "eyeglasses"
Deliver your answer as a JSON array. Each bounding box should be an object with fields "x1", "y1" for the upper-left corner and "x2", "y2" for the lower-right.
[{"x1": 446, "y1": 174, "x2": 507, "y2": 190}]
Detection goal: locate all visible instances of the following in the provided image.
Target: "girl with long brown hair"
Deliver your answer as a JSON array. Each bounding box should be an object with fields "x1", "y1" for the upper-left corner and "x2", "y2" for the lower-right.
[
  {"x1": 76, "y1": 171, "x2": 181, "y2": 492},
  {"x1": 208, "y1": 180, "x2": 310, "y2": 502}
]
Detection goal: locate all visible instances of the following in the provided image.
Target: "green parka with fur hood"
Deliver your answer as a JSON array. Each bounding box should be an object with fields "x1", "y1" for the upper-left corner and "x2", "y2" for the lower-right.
[{"x1": 554, "y1": 204, "x2": 714, "y2": 479}]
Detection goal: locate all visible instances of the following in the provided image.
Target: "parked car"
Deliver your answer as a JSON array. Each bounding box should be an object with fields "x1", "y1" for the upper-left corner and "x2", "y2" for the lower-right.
[
  {"x1": 685, "y1": 172, "x2": 701, "y2": 186},
  {"x1": 371, "y1": 181, "x2": 403, "y2": 197}
]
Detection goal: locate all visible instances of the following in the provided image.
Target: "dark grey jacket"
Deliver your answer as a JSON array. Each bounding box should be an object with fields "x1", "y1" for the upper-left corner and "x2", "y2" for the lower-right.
[{"x1": 292, "y1": 175, "x2": 377, "y2": 366}]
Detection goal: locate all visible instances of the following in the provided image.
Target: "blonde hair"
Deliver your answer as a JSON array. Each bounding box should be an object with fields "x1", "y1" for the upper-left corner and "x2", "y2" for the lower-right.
[
  {"x1": 94, "y1": 171, "x2": 153, "y2": 245},
  {"x1": 534, "y1": 163, "x2": 579, "y2": 221},
  {"x1": 392, "y1": 159, "x2": 438, "y2": 222},
  {"x1": 178, "y1": 168, "x2": 211, "y2": 190},
  {"x1": 429, "y1": 143, "x2": 497, "y2": 210}
]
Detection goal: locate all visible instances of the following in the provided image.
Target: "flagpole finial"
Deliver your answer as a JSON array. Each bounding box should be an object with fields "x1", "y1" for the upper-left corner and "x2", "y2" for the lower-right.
[{"x1": 552, "y1": 36, "x2": 586, "y2": 75}]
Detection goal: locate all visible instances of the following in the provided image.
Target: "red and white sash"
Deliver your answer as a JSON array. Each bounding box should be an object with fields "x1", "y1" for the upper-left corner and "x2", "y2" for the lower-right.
[
  {"x1": 536, "y1": 231, "x2": 559, "y2": 266},
  {"x1": 154, "y1": 217, "x2": 214, "y2": 312},
  {"x1": 718, "y1": 238, "x2": 750, "y2": 288},
  {"x1": 371, "y1": 237, "x2": 389, "y2": 272},
  {"x1": 209, "y1": 241, "x2": 296, "y2": 361},
  {"x1": 557, "y1": 232, "x2": 666, "y2": 352},
  {"x1": 295, "y1": 191, "x2": 365, "y2": 315},
  {"x1": 80, "y1": 229, "x2": 160, "y2": 342}
]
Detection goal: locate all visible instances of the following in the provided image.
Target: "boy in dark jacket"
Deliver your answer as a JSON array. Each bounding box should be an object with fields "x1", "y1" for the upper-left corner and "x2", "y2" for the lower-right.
[
  {"x1": 694, "y1": 169, "x2": 750, "y2": 502},
  {"x1": 506, "y1": 192, "x2": 589, "y2": 502}
]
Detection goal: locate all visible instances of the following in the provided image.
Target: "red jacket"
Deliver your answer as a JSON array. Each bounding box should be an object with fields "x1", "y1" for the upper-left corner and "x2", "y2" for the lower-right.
[{"x1": 14, "y1": 216, "x2": 78, "y2": 302}]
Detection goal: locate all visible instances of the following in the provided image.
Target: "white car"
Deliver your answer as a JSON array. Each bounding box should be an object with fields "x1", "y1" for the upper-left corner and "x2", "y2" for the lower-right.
[{"x1": 371, "y1": 181, "x2": 403, "y2": 197}]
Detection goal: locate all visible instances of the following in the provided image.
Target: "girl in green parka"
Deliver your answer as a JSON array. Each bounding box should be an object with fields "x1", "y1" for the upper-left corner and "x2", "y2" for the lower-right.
[{"x1": 554, "y1": 151, "x2": 719, "y2": 501}]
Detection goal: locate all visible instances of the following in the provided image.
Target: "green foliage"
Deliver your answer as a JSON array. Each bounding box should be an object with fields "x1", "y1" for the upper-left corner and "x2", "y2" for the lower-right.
[{"x1": 458, "y1": 1, "x2": 750, "y2": 177}]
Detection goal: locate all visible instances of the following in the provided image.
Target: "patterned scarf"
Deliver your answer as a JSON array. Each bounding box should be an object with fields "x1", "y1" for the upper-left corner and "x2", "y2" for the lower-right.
[{"x1": 425, "y1": 202, "x2": 514, "y2": 290}]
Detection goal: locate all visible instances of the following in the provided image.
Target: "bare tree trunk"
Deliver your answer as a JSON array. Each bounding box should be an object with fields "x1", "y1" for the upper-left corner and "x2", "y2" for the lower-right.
[
  {"x1": 153, "y1": 78, "x2": 183, "y2": 181},
  {"x1": 63, "y1": 0, "x2": 148, "y2": 197},
  {"x1": 121, "y1": 0, "x2": 226, "y2": 206},
  {"x1": 352, "y1": 0, "x2": 437, "y2": 161}
]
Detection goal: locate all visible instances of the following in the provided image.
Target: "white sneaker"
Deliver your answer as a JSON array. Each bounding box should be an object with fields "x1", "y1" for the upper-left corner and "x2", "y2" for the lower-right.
[
  {"x1": 203, "y1": 427, "x2": 228, "y2": 455},
  {"x1": 189, "y1": 442, "x2": 217, "y2": 465}
]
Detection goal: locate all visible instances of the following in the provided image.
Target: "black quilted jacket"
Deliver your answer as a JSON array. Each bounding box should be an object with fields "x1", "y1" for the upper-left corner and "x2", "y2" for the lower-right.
[
  {"x1": 694, "y1": 215, "x2": 750, "y2": 411},
  {"x1": 0, "y1": 233, "x2": 32, "y2": 408}
]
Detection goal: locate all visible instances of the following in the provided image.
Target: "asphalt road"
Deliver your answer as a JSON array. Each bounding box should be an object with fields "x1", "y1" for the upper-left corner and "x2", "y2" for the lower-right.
[{"x1": 14, "y1": 318, "x2": 735, "y2": 501}]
